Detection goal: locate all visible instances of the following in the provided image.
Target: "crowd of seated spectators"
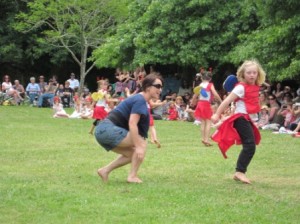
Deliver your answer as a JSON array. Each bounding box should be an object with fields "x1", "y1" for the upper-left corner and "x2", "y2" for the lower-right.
[
  {"x1": 1, "y1": 69, "x2": 300, "y2": 137},
  {"x1": 255, "y1": 83, "x2": 300, "y2": 136}
]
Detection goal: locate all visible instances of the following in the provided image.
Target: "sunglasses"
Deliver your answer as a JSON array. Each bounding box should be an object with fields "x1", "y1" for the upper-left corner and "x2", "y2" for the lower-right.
[
  {"x1": 151, "y1": 84, "x2": 163, "y2": 89},
  {"x1": 268, "y1": 98, "x2": 274, "y2": 100}
]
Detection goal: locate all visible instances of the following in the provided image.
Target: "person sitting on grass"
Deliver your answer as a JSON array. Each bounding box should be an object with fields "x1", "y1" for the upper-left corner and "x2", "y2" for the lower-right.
[
  {"x1": 167, "y1": 101, "x2": 178, "y2": 120},
  {"x1": 256, "y1": 105, "x2": 269, "y2": 128},
  {"x1": 52, "y1": 96, "x2": 69, "y2": 118}
]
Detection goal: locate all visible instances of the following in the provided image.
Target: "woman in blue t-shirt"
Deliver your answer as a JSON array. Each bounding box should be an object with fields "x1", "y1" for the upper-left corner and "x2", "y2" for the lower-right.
[{"x1": 95, "y1": 73, "x2": 163, "y2": 183}]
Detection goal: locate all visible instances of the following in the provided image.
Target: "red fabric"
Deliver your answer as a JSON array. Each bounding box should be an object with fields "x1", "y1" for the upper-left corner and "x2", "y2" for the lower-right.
[
  {"x1": 194, "y1": 101, "x2": 212, "y2": 120},
  {"x1": 236, "y1": 83, "x2": 260, "y2": 114},
  {"x1": 148, "y1": 108, "x2": 154, "y2": 126},
  {"x1": 92, "y1": 106, "x2": 108, "y2": 120},
  {"x1": 206, "y1": 83, "x2": 214, "y2": 102},
  {"x1": 211, "y1": 113, "x2": 261, "y2": 158},
  {"x1": 168, "y1": 108, "x2": 178, "y2": 120}
]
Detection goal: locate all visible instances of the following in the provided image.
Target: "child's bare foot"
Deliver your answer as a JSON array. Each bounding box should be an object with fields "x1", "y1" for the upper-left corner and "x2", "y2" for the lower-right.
[
  {"x1": 127, "y1": 176, "x2": 143, "y2": 183},
  {"x1": 97, "y1": 168, "x2": 109, "y2": 182},
  {"x1": 233, "y1": 172, "x2": 251, "y2": 184},
  {"x1": 202, "y1": 140, "x2": 212, "y2": 147}
]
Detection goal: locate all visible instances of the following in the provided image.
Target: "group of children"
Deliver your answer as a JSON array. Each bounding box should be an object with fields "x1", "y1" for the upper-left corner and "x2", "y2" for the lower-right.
[
  {"x1": 54, "y1": 59, "x2": 298, "y2": 185},
  {"x1": 52, "y1": 80, "x2": 117, "y2": 133}
]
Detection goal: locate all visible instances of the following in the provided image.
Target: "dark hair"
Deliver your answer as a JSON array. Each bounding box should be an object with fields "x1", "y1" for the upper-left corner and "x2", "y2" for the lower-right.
[
  {"x1": 201, "y1": 71, "x2": 212, "y2": 81},
  {"x1": 141, "y1": 72, "x2": 163, "y2": 91},
  {"x1": 3, "y1": 75, "x2": 10, "y2": 82},
  {"x1": 181, "y1": 79, "x2": 190, "y2": 88}
]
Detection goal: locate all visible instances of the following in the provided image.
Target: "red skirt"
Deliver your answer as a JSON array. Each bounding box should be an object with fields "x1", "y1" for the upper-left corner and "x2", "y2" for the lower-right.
[
  {"x1": 149, "y1": 113, "x2": 154, "y2": 126},
  {"x1": 93, "y1": 106, "x2": 108, "y2": 120},
  {"x1": 194, "y1": 101, "x2": 212, "y2": 120}
]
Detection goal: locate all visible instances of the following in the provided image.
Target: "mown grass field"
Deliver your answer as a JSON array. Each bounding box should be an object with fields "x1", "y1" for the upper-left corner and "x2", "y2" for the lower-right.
[{"x1": 0, "y1": 106, "x2": 299, "y2": 224}]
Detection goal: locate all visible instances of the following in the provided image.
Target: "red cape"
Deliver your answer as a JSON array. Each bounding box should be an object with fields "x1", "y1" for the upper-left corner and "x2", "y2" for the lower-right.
[{"x1": 211, "y1": 113, "x2": 261, "y2": 158}]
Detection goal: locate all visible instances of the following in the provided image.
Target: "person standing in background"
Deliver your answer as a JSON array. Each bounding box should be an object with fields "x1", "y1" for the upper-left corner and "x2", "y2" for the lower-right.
[{"x1": 67, "y1": 73, "x2": 80, "y2": 92}]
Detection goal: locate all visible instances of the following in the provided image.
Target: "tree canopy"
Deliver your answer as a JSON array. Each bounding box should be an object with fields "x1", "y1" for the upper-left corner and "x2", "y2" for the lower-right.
[
  {"x1": 93, "y1": 0, "x2": 300, "y2": 81},
  {"x1": 0, "y1": 0, "x2": 299, "y2": 84},
  {"x1": 15, "y1": 0, "x2": 129, "y2": 92}
]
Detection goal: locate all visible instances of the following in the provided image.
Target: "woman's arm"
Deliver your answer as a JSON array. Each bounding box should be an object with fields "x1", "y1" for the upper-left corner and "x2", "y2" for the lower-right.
[
  {"x1": 128, "y1": 114, "x2": 146, "y2": 159},
  {"x1": 149, "y1": 99, "x2": 166, "y2": 108}
]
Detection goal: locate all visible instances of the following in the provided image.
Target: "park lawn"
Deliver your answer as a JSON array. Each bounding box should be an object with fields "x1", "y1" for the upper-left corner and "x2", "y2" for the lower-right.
[{"x1": 0, "y1": 106, "x2": 299, "y2": 224}]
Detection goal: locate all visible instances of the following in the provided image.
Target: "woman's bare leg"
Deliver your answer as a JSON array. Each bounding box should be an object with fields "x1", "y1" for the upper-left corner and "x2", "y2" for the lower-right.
[
  {"x1": 97, "y1": 147, "x2": 133, "y2": 182},
  {"x1": 98, "y1": 132, "x2": 147, "y2": 183},
  {"x1": 127, "y1": 137, "x2": 147, "y2": 183}
]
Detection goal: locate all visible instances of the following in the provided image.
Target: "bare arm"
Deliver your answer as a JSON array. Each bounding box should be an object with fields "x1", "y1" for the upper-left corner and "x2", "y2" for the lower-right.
[
  {"x1": 129, "y1": 113, "x2": 146, "y2": 159},
  {"x1": 149, "y1": 99, "x2": 166, "y2": 108},
  {"x1": 211, "y1": 85, "x2": 222, "y2": 103},
  {"x1": 211, "y1": 92, "x2": 238, "y2": 123}
]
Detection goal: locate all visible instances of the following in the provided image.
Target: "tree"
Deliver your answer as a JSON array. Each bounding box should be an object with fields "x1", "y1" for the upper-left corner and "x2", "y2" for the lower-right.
[
  {"x1": 93, "y1": 0, "x2": 300, "y2": 82},
  {"x1": 93, "y1": 0, "x2": 258, "y2": 72},
  {"x1": 227, "y1": 0, "x2": 300, "y2": 81},
  {"x1": 15, "y1": 0, "x2": 129, "y2": 92}
]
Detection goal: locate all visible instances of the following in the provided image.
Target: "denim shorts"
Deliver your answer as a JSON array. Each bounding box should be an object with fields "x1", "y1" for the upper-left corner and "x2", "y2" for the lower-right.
[{"x1": 94, "y1": 119, "x2": 128, "y2": 151}]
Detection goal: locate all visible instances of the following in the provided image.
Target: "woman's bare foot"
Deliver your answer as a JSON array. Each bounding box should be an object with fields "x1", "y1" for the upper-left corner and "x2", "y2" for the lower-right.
[
  {"x1": 233, "y1": 172, "x2": 251, "y2": 184},
  {"x1": 127, "y1": 176, "x2": 143, "y2": 183},
  {"x1": 154, "y1": 140, "x2": 161, "y2": 148},
  {"x1": 97, "y1": 168, "x2": 109, "y2": 182}
]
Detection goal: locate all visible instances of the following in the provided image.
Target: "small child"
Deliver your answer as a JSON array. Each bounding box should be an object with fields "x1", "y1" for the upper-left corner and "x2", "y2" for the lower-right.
[
  {"x1": 193, "y1": 71, "x2": 222, "y2": 146},
  {"x1": 211, "y1": 59, "x2": 266, "y2": 184},
  {"x1": 256, "y1": 105, "x2": 269, "y2": 128},
  {"x1": 80, "y1": 96, "x2": 94, "y2": 119},
  {"x1": 89, "y1": 80, "x2": 110, "y2": 134},
  {"x1": 52, "y1": 96, "x2": 69, "y2": 118},
  {"x1": 174, "y1": 96, "x2": 185, "y2": 120},
  {"x1": 167, "y1": 101, "x2": 178, "y2": 120}
]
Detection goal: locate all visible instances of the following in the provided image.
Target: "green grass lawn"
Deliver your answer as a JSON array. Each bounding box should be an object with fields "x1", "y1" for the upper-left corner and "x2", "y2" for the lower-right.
[{"x1": 0, "y1": 106, "x2": 299, "y2": 224}]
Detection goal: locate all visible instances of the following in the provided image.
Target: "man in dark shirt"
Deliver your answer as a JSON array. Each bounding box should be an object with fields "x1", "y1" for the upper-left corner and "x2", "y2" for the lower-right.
[{"x1": 61, "y1": 81, "x2": 74, "y2": 107}]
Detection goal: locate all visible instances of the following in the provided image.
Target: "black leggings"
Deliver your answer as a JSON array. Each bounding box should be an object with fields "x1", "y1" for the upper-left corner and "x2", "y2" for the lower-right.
[
  {"x1": 233, "y1": 117, "x2": 256, "y2": 173},
  {"x1": 93, "y1": 119, "x2": 100, "y2": 126}
]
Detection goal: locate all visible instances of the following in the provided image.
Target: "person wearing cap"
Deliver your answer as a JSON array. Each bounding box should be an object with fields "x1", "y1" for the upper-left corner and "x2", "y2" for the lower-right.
[
  {"x1": 12, "y1": 80, "x2": 25, "y2": 104},
  {"x1": 38, "y1": 78, "x2": 57, "y2": 107},
  {"x1": 256, "y1": 105, "x2": 269, "y2": 128},
  {"x1": 38, "y1": 75, "x2": 47, "y2": 94},
  {"x1": 26, "y1": 77, "x2": 41, "y2": 105},
  {"x1": 67, "y1": 73, "x2": 80, "y2": 91}
]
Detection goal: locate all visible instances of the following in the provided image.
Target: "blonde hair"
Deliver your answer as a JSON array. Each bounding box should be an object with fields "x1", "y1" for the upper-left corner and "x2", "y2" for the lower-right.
[
  {"x1": 175, "y1": 96, "x2": 183, "y2": 101},
  {"x1": 236, "y1": 59, "x2": 266, "y2": 86},
  {"x1": 97, "y1": 79, "x2": 108, "y2": 90}
]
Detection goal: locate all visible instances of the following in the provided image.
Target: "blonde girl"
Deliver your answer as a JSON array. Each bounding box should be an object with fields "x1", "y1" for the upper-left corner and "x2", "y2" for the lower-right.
[
  {"x1": 211, "y1": 59, "x2": 266, "y2": 184},
  {"x1": 89, "y1": 80, "x2": 110, "y2": 134}
]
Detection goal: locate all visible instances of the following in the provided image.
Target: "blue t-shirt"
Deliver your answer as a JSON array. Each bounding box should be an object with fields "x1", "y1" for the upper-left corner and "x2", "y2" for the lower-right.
[{"x1": 108, "y1": 94, "x2": 149, "y2": 138}]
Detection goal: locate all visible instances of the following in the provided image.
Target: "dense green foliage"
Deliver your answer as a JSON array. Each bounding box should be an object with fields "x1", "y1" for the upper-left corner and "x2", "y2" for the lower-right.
[
  {"x1": 0, "y1": 0, "x2": 299, "y2": 82},
  {"x1": 1, "y1": 106, "x2": 299, "y2": 223},
  {"x1": 228, "y1": 0, "x2": 300, "y2": 80},
  {"x1": 93, "y1": 0, "x2": 300, "y2": 81},
  {"x1": 13, "y1": 0, "x2": 129, "y2": 91}
]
